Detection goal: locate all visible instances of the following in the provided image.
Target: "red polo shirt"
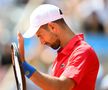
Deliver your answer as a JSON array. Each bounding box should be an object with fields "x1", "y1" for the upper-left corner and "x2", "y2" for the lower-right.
[{"x1": 51, "y1": 34, "x2": 99, "y2": 90}]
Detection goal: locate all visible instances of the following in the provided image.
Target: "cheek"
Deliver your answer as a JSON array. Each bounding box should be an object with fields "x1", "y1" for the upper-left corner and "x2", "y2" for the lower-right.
[
  {"x1": 50, "y1": 34, "x2": 59, "y2": 43},
  {"x1": 45, "y1": 32, "x2": 59, "y2": 44},
  {"x1": 49, "y1": 33, "x2": 56, "y2": 40}
]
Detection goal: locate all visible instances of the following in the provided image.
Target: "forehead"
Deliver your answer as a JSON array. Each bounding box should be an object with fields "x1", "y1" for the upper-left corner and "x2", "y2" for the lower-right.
[
  {"x1": 36, "y1": 24, "x2": 48, "y2": 35},
  {"x1": 36, "y1": 27, "x2": 46, "y2": 35}
]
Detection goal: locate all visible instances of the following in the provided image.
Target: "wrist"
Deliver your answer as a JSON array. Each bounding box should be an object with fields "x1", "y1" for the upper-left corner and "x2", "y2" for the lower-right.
[{"x1": 21, "y1": 61, "x2": 36, "y2": 78}]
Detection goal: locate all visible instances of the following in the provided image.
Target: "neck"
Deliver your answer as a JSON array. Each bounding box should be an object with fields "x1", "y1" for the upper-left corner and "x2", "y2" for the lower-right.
[{"x1": 59, "y1": 28, "x2": 75, "y2": 48}]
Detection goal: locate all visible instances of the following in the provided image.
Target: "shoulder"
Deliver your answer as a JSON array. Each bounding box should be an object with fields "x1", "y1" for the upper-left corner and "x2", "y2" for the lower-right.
[{"x1": 73, "y1": 41, "x2": 92, "y2": 56}]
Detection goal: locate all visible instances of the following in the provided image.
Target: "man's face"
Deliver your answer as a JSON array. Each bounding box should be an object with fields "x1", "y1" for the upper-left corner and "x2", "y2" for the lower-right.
[{"x1": 36, "y1": 26, "x2": 60, "y2": 50}]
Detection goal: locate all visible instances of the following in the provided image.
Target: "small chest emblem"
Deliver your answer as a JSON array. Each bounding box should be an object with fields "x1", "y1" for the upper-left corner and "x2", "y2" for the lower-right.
[{"x1": 61, "y1": 64, "x2": 65, "y2": 68}]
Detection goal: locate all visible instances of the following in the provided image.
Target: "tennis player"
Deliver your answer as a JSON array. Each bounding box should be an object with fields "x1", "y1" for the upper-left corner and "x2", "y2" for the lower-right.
[{"x1": 17, "y1": 4, "x2": 99, "y2": 90}]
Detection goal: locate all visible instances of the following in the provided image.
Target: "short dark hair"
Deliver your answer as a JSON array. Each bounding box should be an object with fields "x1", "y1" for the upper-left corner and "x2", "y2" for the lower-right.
[
  {"x1": 53, "y1": 18, "x2": 66, "y2": 26},
  {"x1": 40, "y1": 18, "x2": 67, "y2": 30}
]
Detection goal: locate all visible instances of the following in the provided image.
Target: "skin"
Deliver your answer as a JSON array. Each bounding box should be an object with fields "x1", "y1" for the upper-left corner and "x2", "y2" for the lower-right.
[{"x1": 17, "y1": 21, "x2": 76, "y2": 90}]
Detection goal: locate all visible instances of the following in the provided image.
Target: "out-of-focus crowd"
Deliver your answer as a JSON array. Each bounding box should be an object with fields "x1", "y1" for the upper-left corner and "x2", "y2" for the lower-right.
[{"x1": 0, "y1": 0, "x2": 108, "y2": 90}]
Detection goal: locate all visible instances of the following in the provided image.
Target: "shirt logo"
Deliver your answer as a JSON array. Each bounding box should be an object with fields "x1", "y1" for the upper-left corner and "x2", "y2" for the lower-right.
[
  {"x1": 61, "y1": 64, "x2": 65, "y2": 68},
  {"x1": 25, "y1": 71, "x2": 30, "y2": 76}
]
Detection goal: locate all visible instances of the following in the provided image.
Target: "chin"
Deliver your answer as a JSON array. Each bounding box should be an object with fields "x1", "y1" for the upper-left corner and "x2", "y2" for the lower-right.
[
  {"x1": 52, "y1": 47, "x2": 58, "y2": 50},
  {"x1": 51, "y1": 45, "x2": 60, "y2": 50}
]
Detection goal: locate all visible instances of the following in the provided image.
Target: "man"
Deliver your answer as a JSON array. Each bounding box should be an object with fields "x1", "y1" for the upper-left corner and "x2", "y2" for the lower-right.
[{"x1": 18, "y1": 4, "x2": 99, "y2": 90}]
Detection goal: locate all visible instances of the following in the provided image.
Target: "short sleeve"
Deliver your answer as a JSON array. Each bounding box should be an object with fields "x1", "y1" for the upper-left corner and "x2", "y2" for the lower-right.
[{"x1": 61, "y1": 47, "x2": 90, "y2": 85}]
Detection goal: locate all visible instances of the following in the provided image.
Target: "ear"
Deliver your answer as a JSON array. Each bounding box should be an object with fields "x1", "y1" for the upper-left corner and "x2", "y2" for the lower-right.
[{"x1": 47, "y1": 22, "x2": 58, "y2": 32}]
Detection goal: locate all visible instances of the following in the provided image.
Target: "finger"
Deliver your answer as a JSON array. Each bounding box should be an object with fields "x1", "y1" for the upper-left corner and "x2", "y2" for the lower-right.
[
  {"x1": 17, "y1": 32, "x2": 24, "y2": 49},
  {"x1": 17, "y1": 32, "x2": 25, "y2": 62}
]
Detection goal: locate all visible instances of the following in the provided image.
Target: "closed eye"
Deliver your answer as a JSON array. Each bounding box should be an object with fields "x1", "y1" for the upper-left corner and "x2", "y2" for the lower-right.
[{"x1": 37, "y1": 34, "x2": 40, "y2": 38}]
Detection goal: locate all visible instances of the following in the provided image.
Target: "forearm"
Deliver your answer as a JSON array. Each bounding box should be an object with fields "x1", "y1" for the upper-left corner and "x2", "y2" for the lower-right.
[
  {"x1": 22, "y1": 61, "x2": 75, "y2": 90},
  {"x1": 30, "y1": 71, "x2": 62, "y2": 90},
  {"x1": 30, "y1": 70, "x2": 75, "y2": 90}
]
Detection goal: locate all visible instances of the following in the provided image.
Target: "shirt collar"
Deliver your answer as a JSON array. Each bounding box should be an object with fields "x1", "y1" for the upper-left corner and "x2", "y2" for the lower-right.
[{"x1": 57, "y1": 33, "x2": 84, "y2": 55}]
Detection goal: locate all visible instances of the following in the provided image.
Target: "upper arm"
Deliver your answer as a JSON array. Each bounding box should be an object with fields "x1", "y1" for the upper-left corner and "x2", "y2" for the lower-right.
[{"x1": 58, "y1": 75, "x2": 76, "y2": 90}]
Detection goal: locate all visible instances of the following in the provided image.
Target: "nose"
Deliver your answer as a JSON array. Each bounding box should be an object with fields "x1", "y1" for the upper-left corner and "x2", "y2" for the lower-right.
[{"x1": 40, "y1": 38, "x2": 45, "y2": 45}]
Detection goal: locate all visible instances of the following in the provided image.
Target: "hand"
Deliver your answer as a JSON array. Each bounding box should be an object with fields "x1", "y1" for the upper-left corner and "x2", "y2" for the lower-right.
[{"x1": 17, "y1": 32, "x2": 25, "y2": 62}]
